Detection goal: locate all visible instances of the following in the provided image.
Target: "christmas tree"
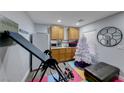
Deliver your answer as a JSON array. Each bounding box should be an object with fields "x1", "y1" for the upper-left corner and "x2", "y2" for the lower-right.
[{"x1": 74, "y1": 34, "x2": 92, "y2": 66}]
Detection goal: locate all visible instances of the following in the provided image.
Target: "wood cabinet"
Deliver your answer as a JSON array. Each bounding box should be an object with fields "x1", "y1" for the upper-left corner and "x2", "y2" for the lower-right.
[
  {"x1": 50, "y1": 25, "x2": 64, "y2": 40},
  {"x1": 68, "y1": 27, "x2": 79, "y2": 40},
  {"x1": 51, "y1": 47, "x2": 76, "y2": 63},
  {"x1": 51, "y1": 49, "x2": 60, "y2": 62},
  {"x1": 71, "y1": 47, "x2": 76, "y2": 58},
  {"x1": 65, "y1": 48, "x2": 72, "y2": 61},
  {"x1": 59, "y1": 48, "x2": 65, "y2": 62}
]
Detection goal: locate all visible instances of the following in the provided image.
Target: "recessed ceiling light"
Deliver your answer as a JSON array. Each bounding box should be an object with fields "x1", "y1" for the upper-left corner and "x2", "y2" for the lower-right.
[
  {"x1": 57, "y1": 19, "x2": 62, "y2": 23},
  {"x1": 76, "y1": 22, "x2": 80, "y2": 26}
]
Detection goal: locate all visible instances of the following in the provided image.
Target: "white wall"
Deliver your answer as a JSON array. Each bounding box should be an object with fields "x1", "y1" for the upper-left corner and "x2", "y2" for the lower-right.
[
  {"x1": 80, "y1": 12, "x2": 124, "y2": 74},
  {"x1": 0, "y1": 11, "x2": 35, "y2": 81},
  {"x1": 35, "y1": 24, "x2": 49, "y2": 34}
]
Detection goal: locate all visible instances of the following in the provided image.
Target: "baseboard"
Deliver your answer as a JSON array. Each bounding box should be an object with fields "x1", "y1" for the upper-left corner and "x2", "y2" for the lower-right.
[{"x1": 21, "y1": 70, "x2": 30, "y2": 82}]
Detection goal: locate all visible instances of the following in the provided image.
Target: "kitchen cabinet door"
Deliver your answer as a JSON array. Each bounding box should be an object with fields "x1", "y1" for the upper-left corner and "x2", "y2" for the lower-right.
[
  {"x1": 59, "y1": 27, "x2": 64, "y2": 40},
  {"x1": 50, "y1": 26, "x2": 59, "y2": 40},
  {"x1": 71, "y1": 47, "x2": 76, "y2": 59},
  {"x1": 52, "y1": 54, "x2": 60, "y2": 62},
  {"x1": 51, "y1": 49, "x2": 59, "y2": 61},
  {"x1": 50, "y1": 26, "x2": 64, "y2": 40},
  {"x1": 59, "y1": 53, "x2": 65, "y2": 62},
  {"x1": 68, "y1": 27, "x2": 79, "y2": 40}
]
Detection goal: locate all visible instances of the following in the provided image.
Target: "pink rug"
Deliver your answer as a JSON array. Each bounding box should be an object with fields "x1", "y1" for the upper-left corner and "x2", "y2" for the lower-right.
[{"x1": 69, "y1": 70, "x2": 83, "y2": 82}]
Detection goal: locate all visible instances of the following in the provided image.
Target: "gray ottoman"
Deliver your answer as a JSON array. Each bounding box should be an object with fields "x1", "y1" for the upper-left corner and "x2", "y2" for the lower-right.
[{"x1": 84, "y1": 62, "x2": 120, "y2": 82}]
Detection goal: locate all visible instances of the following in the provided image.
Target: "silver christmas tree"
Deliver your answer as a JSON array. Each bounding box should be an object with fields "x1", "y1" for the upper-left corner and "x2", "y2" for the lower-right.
[{"x1": 74, "y1": 34, "x2": 92, "y2": 64}]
